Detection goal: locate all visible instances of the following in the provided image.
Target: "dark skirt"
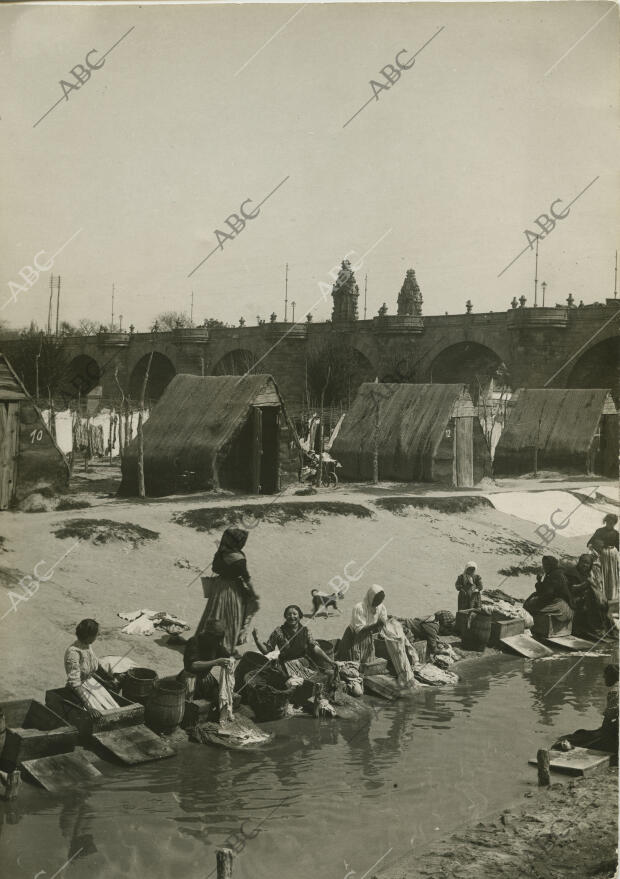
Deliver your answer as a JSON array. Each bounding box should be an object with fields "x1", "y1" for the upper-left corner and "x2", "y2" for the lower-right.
[{"x1": 197, "y1": 577, "x2": 258, "y2": 654}]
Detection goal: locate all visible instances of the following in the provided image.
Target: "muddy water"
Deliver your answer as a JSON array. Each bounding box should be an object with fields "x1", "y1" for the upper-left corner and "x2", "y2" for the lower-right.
[{"x1": 0, "y1": 654, "x2": 610, "y2": 879}]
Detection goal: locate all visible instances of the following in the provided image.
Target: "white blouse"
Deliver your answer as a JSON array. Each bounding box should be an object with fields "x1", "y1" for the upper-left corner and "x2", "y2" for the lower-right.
[{"x1": 64, "y1": 640, "x2": 99, "y2": 689}]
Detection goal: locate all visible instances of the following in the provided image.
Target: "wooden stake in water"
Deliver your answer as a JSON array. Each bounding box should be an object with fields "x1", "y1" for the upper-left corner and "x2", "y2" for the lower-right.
[
  {"x1": 537, "y1": 749, "x2": 550, "y2": 786},
  {"x1": 216, "y1": 848, "x2": 234, "y2": 878}
]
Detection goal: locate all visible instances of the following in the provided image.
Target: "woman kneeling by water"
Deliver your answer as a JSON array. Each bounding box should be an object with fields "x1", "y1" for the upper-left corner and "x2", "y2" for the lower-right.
[
  {"x1": 336, "y1": 585, "x2": 387, "y2": 666},
  {"x1": 524, "y1": 556, "x2": 573, "y2": 637},
  {"x1": 64, "y1": 619, "x2": 119, "y2": 719},
  {"x1": 178, "y1": 619, "x2": 237, "y2": 723},
  {"x1": 253, "y1": 605, "x2": 337, "y2": 684}
]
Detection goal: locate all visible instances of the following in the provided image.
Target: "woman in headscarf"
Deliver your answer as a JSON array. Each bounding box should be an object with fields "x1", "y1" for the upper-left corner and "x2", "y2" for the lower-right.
[
  {"x1": 454, "y1": 561, "x2": 483, "y2": 611},
  {"x1": 588, "y1": 514, "x2": 619, "y2": 601},
  {"x1": 253, "y1": 605, "x2": 337, "y2": 683},
  {"x1": 197, "y1": 527, "x2": 260, "y2": 654},
  {"x1": 335, "y1": 584, "x2": 387, "y2": 666},
  {"x1": 524, "y1": 555, "x2": 574, "y2": 637}
]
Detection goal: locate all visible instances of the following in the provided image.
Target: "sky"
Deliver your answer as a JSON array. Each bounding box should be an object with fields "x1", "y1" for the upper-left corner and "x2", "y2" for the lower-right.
[{"x1": 0, "y1": 1, "x2": 618, "y2": 332}]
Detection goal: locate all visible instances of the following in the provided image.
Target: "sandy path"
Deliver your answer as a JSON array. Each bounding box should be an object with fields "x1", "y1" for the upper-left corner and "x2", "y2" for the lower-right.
[
  {"x1": 379, "y1": 768, "x2": 618, "y2": 879},
  {"x1": 0, "y1": 479, "x2": 611, "y2": 701}
]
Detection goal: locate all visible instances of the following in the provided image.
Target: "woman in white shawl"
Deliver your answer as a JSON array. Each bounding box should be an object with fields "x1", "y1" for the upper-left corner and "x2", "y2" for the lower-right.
[{"x1": 335, "y1": 584, "x2": 387, "y2": 666}]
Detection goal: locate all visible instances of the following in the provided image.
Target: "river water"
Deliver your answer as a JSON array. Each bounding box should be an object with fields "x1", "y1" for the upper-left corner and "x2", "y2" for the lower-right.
[{"x1": 0, "y1": 653, "x2": 610, "y2": 879}]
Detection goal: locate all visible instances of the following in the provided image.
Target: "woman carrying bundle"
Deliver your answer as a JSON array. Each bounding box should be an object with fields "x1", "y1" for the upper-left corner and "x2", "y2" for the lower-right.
[{"x1": 198, "y1": 527, "x2": 260, "y2": 654}]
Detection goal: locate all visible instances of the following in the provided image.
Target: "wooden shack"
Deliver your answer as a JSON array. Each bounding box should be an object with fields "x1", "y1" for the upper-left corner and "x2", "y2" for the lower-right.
[
  {"x1": 120, "y1": 374, "x2": 292, "y2": 496},
  {"x1": 331, "y1": 383, "x2": 491, "y2": 487},
  {"x1": 0, "y1": 353, "x2": 69, "y2": 509},
  {"x1": 493, "y1": 388, "x2": 618, "y2": 477}
]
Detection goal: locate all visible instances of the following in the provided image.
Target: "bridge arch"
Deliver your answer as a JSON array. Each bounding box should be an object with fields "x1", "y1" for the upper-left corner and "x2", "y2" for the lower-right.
[
  {"x1": 211, "y1": 348, "x2": 258, "y2": 376},
  {"x1": 305, "y1": 342, "x2": 375, "y2": 407},
  {"x1": 65, "y1": 354, "x2": 101, "y2": 394},
  {"x1": 129, "y1": 352, "x2": 176, "y2": 404},
  {"x1": 566, "y1": 336, "x2": 620, "y2": 401},
  {"x1": 429, "y1": 341, "x2": 510, "y2": 402}
]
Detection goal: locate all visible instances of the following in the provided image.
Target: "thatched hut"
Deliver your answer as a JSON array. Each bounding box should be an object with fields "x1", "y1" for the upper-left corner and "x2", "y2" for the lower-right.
[
  {"x1": 0, "y1": 353, "x2": 69, "y2": 509},
  {"x1": 120, "y1": 374, "x2": 293, "y2": 496},
  {"x1": 330, "y1": 383, "x2": 491, "y2": 487},
  {"x1": 493, "y1": 388, "x2": 618, "y2": 477}
]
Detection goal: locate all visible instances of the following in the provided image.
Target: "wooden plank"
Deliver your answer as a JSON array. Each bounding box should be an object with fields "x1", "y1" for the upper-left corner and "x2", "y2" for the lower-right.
[
  {"x1": 500, "y1": 634, "x2": 554, "y2": 658},
  {"x1": 528, "y1": 747, "x2": 612, "y2": 777},
  {"x1": 92, "y1": 724, "x2": 176, "y2": 765},
  {"x1": 21, "y1": 752, "x2": 102, "y2": 791},
  {"x1": 545, "y1": 635, "x2": 596, "y2": 652},
  {"x1": 363, "y1": 674, "x2": 402, "y2": 700}
]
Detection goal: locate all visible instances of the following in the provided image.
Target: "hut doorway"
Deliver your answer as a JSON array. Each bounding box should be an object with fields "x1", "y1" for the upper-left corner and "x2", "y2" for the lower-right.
[
  {"x1": 0, "y1": 402, "x2": 19, "y2": 510},
  {"x1": 590, "y1": 416, "x2": 618, "y2": 477},
  {"x1": 250, "y1": 405, "x2": 280, "y2": 495},
  {"x1": 453, "y1": 416, "x2": 474, "y2": 488}
]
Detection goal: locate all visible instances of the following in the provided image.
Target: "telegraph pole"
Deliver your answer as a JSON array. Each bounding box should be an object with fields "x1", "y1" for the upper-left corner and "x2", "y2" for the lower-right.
[
  {"x1": 55, "y1": 276, "x2": 61, "y2": 336},
  {"x1": 190, "y1": 290, "x2": 194, "y2": 325},
  {"x1": 364, "y1": 274, "x2": 368, "y2": 319},
  {"x1": 284, "y1": 263, "x2": 289, "y2": 322},
  {"x1": 111, "y1": 283, "x2": 115, "y2": 330},
  {"x1": 47, "y1": 275, "x2": 54, "y2": 334},
  {"x1": 533, "y1": 237, "x2": 539, "y2": 307},
  {"x1": 614, "y1": 251, "x2": 618, "y2": 299}
]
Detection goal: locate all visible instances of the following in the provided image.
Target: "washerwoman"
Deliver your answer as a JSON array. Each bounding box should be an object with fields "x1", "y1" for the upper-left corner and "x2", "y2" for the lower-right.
[
  {"x1": 335, "y1": 584, "x2": 387, "y2": 666},
  {"x1": 454, "y1": 561, "x2": 483, "y2": 611},
  {"x1": 198, "y1": 527, "x2": 260, "y2": 654}
]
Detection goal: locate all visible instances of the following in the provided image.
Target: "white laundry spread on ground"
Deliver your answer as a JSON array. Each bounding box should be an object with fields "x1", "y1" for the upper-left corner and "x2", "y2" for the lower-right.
[{"x1": 118, "y1": 609, "x2": 190, "y2": 635}]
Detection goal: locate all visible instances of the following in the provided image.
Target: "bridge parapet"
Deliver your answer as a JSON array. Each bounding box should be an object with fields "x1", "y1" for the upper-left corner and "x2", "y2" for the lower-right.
[
  {"x1": 96, "y1": 330, "x2": 131, "y2": 348},
  {"x1": 371, "y1": 314, "x2": 424, "y2": 334},
  {"x1": 507, "y1": 306, "x2": 569, "y2": 329}
]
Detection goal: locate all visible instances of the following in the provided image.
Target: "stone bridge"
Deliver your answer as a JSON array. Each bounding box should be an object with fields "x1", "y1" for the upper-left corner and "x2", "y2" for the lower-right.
[{"x1": 3, "y1": 299, "x2": 619, "y2": 412}]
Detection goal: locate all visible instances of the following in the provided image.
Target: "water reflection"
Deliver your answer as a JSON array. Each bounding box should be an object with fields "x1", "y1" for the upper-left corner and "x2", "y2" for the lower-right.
[
  {"x1": 522, "y1": 655, "x2": 605, "y2": 725},
  {"x1": 0, "y1": 653, "x2": 611, "y2": 879},
  {"x1": 58, "y1": 790, "x2": 97, "y2": 861}
]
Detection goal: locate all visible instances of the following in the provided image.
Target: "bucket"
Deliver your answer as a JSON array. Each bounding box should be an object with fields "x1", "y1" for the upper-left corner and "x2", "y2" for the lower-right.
[
  {"x1": 122, "y1": 667, "x2": 158, "y2": 705},
  {"x1": 467, "y1": 611, "x2": 492, "y2": 651},
  {"x1": 145, "y1": 680, "x2": 186, "y2": 733}
]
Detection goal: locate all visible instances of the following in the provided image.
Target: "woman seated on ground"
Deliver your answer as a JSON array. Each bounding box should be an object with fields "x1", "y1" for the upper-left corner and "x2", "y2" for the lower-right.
[
  {"x1": 566, "y1": 554, "x2": 613, "y2": 642},
  {"x1": 523, "y1": 556, "x2": 574, "y2": 637},
  {"x1": 554, "y1": 664, "x2": 619, "y2": 761},
  {"x1": 64, "y1": 619, "x2": 119, "y2": 719},
  {"x1": 455, "y1": 561, "x2": 483, "y2": 611},
  {"x1": 177, "y1": 619, "x2": 236, "y2": 723},
  {"x1": 335, "y1": 585, "x2": 387, "y2": 666},
  {"x1": 198, "y1": 527, "x2": 260, "y2": 654},
  {"x1": 588, "y1": 514, "x2": 619, "y2": 601},
  {"x1": 253, "y1": 605, "x2": 337, "y2": 684}
]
